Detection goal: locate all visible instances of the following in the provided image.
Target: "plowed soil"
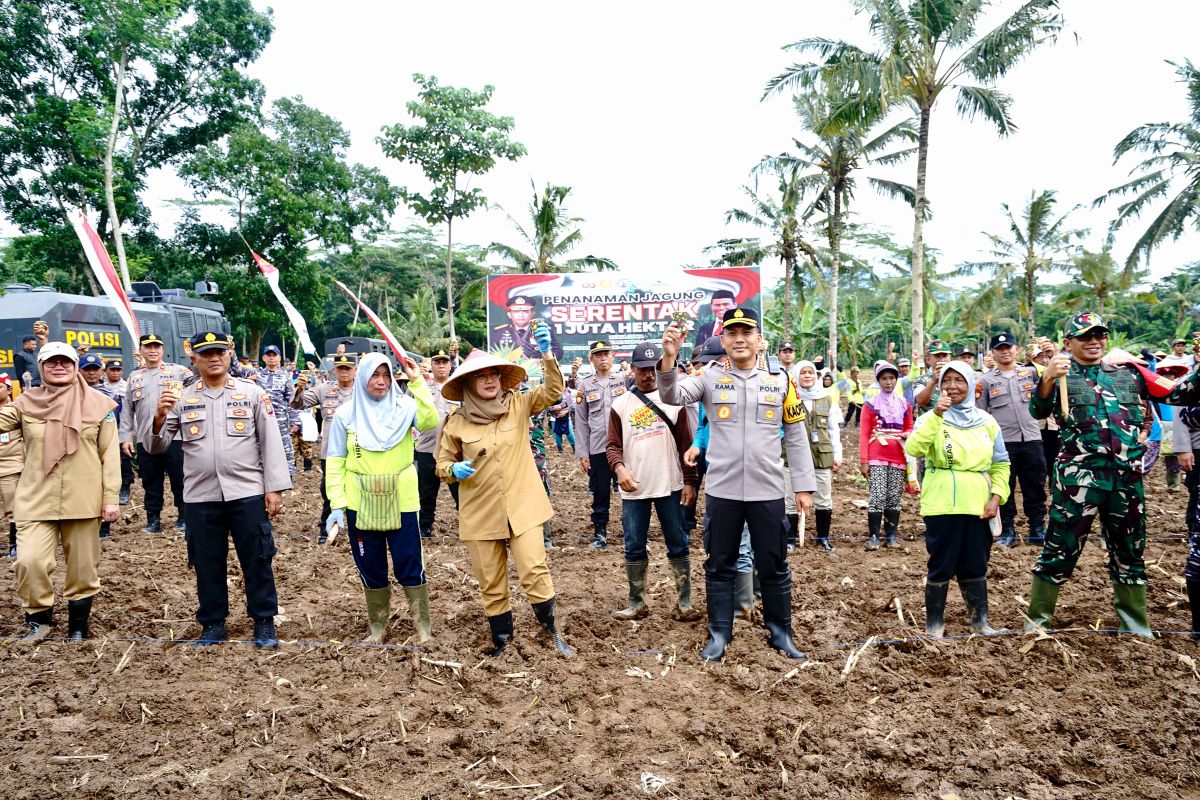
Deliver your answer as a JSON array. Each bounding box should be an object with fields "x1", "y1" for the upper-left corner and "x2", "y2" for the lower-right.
[{"x1": 2, "y1": 434, "x2": 1198, "y2": 799}]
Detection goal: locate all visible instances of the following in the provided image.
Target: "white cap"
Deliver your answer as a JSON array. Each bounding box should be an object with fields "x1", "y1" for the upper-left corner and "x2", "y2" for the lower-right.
[{"x1": 37, "y1": 341, "x2": 79, "y2": 364}]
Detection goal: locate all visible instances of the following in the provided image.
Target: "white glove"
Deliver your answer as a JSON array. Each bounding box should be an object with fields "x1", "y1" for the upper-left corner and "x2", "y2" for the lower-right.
[{"x1": 326, "y1": 508, "x2": 345, "y2": 538}]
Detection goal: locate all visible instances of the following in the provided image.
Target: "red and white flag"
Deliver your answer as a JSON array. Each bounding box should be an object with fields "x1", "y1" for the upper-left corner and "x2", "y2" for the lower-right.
[
  {"x1": 333, "y1": 279, "x2": 410, "y2": 366},
  {"x1": 69, "y1": 211, "x2": 140, "y2": 340},
  {"x1": 250, "y1": 250, "x2": 319, "y2": 357}
]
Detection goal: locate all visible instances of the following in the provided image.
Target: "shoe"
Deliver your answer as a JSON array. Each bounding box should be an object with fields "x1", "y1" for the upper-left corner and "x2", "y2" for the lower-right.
[
  {"x1": 191, "y1": 622, "x2": 228, "y2": 647},
  {"x1": 67, "y1": 597, "x2": 93, "y2": 642},
  {"x1": 119, "y1": 487, "x2": 131, "y2": 505},
  {"x1": 1027, "y1": 523, "x2": 1046, "y2": 547},
  {"x1": 924, "y1": 580, "x2": 948, "y2": 638},
  {"x1": 1112, "y1": 582, "x2": 1153, "y2": 638},
  {"x1": 531, "y1": 597, "x2": 575, "y2": 657},
  {"x1": 815, "y1": 509, "x2": 835, "y2": 553},
  {"x1": 253, "y1": 618, "x2": 279, "y2": 649},
  {"x1": 760, "y1": 584, "x2": 805, "y2": 659},
  {"x1": 19, "y1": 609, "x2": 53, "y2": 641},
  {"x1": 175, "y1": 519, "x2": 186, "y2": 532},
  {"x1": 668, "y1": 556, "x2": 702, "y2": 621},
  {"x1": 785, "y1": 513, "x2": 798, "y2": 550},
  {"x1": 1187, "y1": 580, "x2": 1200, "y2": 644},
  {"x1": 363, "y1": 587, "x2": 391, "y2": 643},
  {"x1": 1024, "y1": 575, "x2": 1060, "y2": 633},
  {"x1": 143, "y1": 516, "x2": 162, "y2": 533},
  {"x1": 700, "y1": 579, "x2": 735, "y2": 660},
  {"x1": 998, "y1": 523, "x2": 1016, "y2": 548},
  {"x1": 403, "y1": 584, "x2": 432, "y2": 644},
  {"x1": 959, "y1": 577, "x2": 997, "y2": 634},
  {"x1": 542, "y1": 520, "x2": 553, "y2": 551},
  {"x1": 419, "y1": 528, "x2": 432, "y2": 540},
  {"x1": 883, "y1": 509, "x2": 902, "y2": 548},
  {"x1": 866, "y1": 512, "x2": 882, "y2": 550},
  {"x1": 8, "y1": 522, "x2": 17, "y2": 558},
  {"x1": 99, "y1": 521, "x2": 110, "y2": 539},
  {"x1": 317, "y1": 519, "x2": 328, "y2": 545},
  {"x1": 612, "y1": 560, "x2": 650, "y2": 620},
  {"x1": 734, "y1": 570, "x2": 755, "y2": 621},
  {"x1": 303, "y1": 458, "x2": 313, "y2": 472},
  {"x1": 486, "y1": 611, "x2": 513, "y2": 657}
]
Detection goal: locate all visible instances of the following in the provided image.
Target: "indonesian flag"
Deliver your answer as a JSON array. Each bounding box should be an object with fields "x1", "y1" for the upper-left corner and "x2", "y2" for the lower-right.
[
  {"x1": 333, "y1": 279, "x2": 410, "y2": 366},
  {"x1": 69, "y1": 211, "x2": 140, "y2": 340},
  {"x1": 250, "y1": 250, "x2": 319, "y2": 357}
]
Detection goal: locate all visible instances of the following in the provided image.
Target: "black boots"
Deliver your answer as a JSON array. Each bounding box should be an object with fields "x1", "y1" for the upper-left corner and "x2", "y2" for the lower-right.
[
  {"x1": 815, "y1": 509, "x2": 834, "y2": 552},
  {"x1": 67, "y1": 597, "x2": 93, "y2": 641},
  {"x1": 1027, "y1": 521, "x2": 1046, "y2": 547},
  {"x1": 590, "y1": 524, "x2": 607, "y2": 549},
  {"x1": 486, "y1": 611, "x2": 514, "y2": 656},
  {"x1": 303, "y1": 458, "x2": 313, "y2": 472},
  {"x1": 6, "y1": 522, "x2": 15, "y2": 558},
  {"x1": 998, "y1": 522, "x2": 1016, "y2": 548},
  {"x1": 253, "y1": 618, "x2": 279, "y2": 649},
  {"x1": 531, "y1": 598, "x2": 575, "y2": 657},
  {"x1": 192, "y1": 622, "x2": 228, "y2": 647},
  {"x1": 883, "y1": 509, "x2": 901, "y2": 548},
  {"x1": 20, "y1": 609, "x2": 53, "y2": 641},
  {"x1": 99, "y1": 521, "x2": 110, "y2": 539},
  {"x1": 925, "y1": 580, "x2": 948, "y2": 638},
  {"x1": 1188, "y1": 580, "x2": 1200, "y2": 644},
  {"x1": 118, "y1": 486, "x2": 131, "y2": 505},
  {"x1": 143, "y1": 515, "x2": 162, "y2": 533},
  {"x1": 786, "y1": 513, "x2": 799, "y2": 551},
  {"x1": 701, "y1": 579, "x2": 735, "y2": 660},
  {"x1": 959, "y1": 577, "x2": 996, "y2": 634},
  {"x1": 760, "y1": 585, "x2": 805, "y2": 659},
  {"x1": 866, "y1": 512, "x2": 882, "y2": 550}
]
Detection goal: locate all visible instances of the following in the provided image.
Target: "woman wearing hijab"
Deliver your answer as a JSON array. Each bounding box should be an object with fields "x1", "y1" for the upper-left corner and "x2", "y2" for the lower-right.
[
  {"x1": 326, "y1": 353, "x2": 438, "y2": 644},
  {"x1": 437, "y1": 321, "x2": 575, "y2": 657},
  {"x1": 859, "y1": 361, "x2": 913, "y2": 549},
  {"x1": 795, "y1": 361, "x2": 842, "y2": 552},
  {"x1": 905, "y1": 361, "x2": 1010, "y2": 638},
  {"x1": 0, "y1": 342, "x2": 119, "y2": 640}
]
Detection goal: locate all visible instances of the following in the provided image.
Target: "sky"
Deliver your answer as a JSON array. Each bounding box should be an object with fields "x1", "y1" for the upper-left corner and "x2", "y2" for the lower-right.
[{"x1": 60, "y1": 1, "x2": 1200, "y2": 294}]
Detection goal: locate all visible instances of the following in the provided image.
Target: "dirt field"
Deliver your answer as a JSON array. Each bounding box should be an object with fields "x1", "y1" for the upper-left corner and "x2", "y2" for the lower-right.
[{"x1": 2, "y1": 436, "x2": 1199, "y2": 799}]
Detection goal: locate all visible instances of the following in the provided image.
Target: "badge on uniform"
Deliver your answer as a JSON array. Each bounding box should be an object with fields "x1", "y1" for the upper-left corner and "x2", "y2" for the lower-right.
[
  {"x1": 133, "y1": 389, "x2": 143, "y2": 399},
  {"x1": 612, "y1": 387, "x2": 625, "y2": 396},
  {"x1": 262, "y1": 397, "x2": 274, "y2": 416},
  {"x1": 186, "y1": 411, "x2": 199, "y2": 420},
  {"x1": 234, "y1": 420, "x2": 247, "y2": 431},
  {"x1": 231, "y1": 393, "x2": 246, "y2": 400},
  {"x1": 186, "y1": 396, "x2": 201, "y2": 404},
  {"x1": 188, "y1": 424, "x2": 200, "y2": 436},
  {"x1": 575, "y1": 390, "x2": 584, "y2": 404},
  {"x1": 232, "y1": 408, "x2": 248, "y2": 417},
  {"x1": 717, "y1": 405, "x2": 732, "y2": 419}
]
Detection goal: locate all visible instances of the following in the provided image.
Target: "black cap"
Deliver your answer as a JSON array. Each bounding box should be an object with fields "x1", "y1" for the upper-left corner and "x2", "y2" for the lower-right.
[
  {"x1": 429, "y1": 349, "x2": 452, "y2": 362},
  {"x1": 588, "y1": 340, "x2": 613, "y2": 355},
  {"x1": 630, "y1": 340, "x2": 662, "y2": 368},
  {"x1": 711, "y1": 289, "x2": 735, "y2": 302},
  {"x1": 990, "y1": 332, "x2": 1017, "y2": 349},
  {"x1": 332, "y1": 353, "x2": 356, "y2": 367},
  {"x1": 506, "y1": 294, "x2": 535, "y2": 309},
  {"x1": 190, "y1": 331, "x2": 232, "y2": 353},
  {"x1": 721, "y1": 307, "x2": 758, "y2": 329},
  {"x1": 956, "y1": 346, "x2": 975, "y2": 357},
  {"x1": 105, "y1": 358, "x2": 123, "y2": 369},
  {"x1": 140, "y1": 333, "x2": 165, "y2": 346},
  {"x1": 778, "y1": 341, "x2": 795, "y2": 352},
  {"x1": 694, "y1": 336, "x2": 725, "y2": 364}
]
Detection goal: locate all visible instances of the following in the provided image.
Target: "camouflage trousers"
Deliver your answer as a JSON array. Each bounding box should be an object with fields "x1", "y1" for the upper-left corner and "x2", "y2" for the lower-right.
[
  {"x1": 291, "y1": 431, "x2": 314, "y2": 462},
  {"x1": 1031, "y1": 466, "x2": 1146, "y2": 586}
]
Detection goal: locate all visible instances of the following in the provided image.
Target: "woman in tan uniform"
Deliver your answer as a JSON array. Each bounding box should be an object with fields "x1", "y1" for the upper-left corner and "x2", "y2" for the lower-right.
[
  {"x1": 0, "y1": 342, "x2": 120, "y2": 640},
  {"x1": 437, "y1": 327, "x2": 574, "y2": 657}
]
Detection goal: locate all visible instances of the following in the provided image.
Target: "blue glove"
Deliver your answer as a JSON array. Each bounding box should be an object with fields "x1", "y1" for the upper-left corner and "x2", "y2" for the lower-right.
[
  {"x1": 533, "y1": 322, "x2": 552, "y2": 354},
  {"x1": 451, "y1": 460, "x2": 476, "y2": 481},
  {"x1": 325, "y1": 508, "x2": 345, "y2": 538}
]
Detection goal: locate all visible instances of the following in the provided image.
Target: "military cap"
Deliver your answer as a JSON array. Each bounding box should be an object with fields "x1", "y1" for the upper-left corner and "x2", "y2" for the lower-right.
[
  {"x1": 897, "y1": 358, "x2": 911, "y2": 367},
  {"x1": 1063, "y1": 312, "x2": 1108, "y2": 338},
  {"x1": 989, "y1": 332, "x2": 1017, "y2": 349},
  {"x1": 721, "y1": 307, "x2": 758, "y2": 329},
  {"x1": 139, "y1": 332, "x2": 165, "y2": 346},
  {"x1": 927, "y1": 339, "x2": 951, "y2": 354},
  {"x1": 332, "y1": 353, "x2": 356, "y2": 368},
  {"x1": 79, "y1": 353, "x2": 104, "y2": 370},
  {"x1": 190, "y1": 331, "x2": 232, "y2": 353},
  {"x1": 588, "y1": 340, "x2": 613, "y2": 355},
  {"x1": 429, "y1": 349, "x2": 452, "y2": 362}
]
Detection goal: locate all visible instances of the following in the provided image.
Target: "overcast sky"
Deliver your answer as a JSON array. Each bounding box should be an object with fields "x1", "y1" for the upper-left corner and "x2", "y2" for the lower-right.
[{"x1": 135, "y1": 1, "x2": 1200, "y2": 292}]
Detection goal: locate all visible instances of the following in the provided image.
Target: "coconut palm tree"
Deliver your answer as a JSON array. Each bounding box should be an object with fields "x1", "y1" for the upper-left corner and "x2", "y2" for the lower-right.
[
  {"x1": 1054, "y1": 248, "x2": 1143, "y2": 319},
  {"x1": 959, "y1": 189, "x2": 1082, "y2": 339},
  {"x1": 1096, "y1": 60, "x2": 1200, "y2": 273},
  {"x1": 489, "y1": 181, "x2": 617, "y2": 273},
  {"x1": 765, "y1": 0, "x2": 1063, "y2": 365}
]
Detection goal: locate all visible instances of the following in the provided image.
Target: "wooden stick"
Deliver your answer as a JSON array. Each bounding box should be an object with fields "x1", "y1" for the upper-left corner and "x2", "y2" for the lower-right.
[
  {"x1": 293, "y1": 764, "x2": 368, "y2": 799},
  {"x1": 1058, "y1": 375, "x2": 1069, "y2": 417}
]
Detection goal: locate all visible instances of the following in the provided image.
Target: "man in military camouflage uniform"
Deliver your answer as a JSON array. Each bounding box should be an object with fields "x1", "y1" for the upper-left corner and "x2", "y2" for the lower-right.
[
  {"x1": 912, "y1": 339, "x2": 952, "y2": 414},
  {"x1": 1025, "y1": 312, "x2": 1200, "y2": 637},
  {"x1": 256, "y1": 345, "x2": 299, "y2": 476}
]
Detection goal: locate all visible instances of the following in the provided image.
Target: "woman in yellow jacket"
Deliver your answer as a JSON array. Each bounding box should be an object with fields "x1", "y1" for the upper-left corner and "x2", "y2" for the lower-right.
[
  {"x1": 437, "y1": 322, "x2": 574, "y2": 657},
  {"x1": 326, "y1": 353, "x2": 438, "y2": 644},
  {"x1": 904, "y1": 361, "x2": 1010, "y2": 638}
]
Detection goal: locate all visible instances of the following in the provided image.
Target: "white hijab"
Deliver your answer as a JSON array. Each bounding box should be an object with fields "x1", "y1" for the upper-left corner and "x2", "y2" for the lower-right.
[
  {"x1": 335, "y1": 353, "x2": 417, "y2": 451},
  {"x1": 938, "y1": 360, "x2": 987, "y2": 430}
]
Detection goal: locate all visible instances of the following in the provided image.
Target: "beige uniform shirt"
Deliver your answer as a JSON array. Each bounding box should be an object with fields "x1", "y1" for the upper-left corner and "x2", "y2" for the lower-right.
[
  {"x1": 0, "y1": 406, "x2": 120, "y2": 521},
  {"x1": 120, "y1": 362, "x2": 191, "y2": 444},
  {"x1": 146, "y1": 377, "x2": 292, "y2": 503},
  {"x1": 0, "y1": 417, "x2": 23, "y2": 477},
  {"x1": 291, "y1": 380, "x2": 353, "y2": 459}
]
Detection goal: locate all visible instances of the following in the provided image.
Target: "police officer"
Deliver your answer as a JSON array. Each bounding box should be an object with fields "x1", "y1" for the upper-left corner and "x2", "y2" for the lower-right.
[
  {"x1": 659, "y1": 307, "x2": 817, "y2": 660},
  {"x1": 147, "y1": 331, "x2": 291, "y2": 648},
  {"x1": 121, "y1": 333, "x2": 191, "y2": 532},
  {"x1": 492, "y1": 295, "x2": 563, "y2": 360},
  {"x1": 256, "y1": 345, "x2": 299, "y2": 476},
  {"x1": 414, "y1": 348, "x2": 460, "y2": 539},
  {"x1": 292, "y1": 352, "x2": 356, "y2": 541},
  {"x1": 976, "y1": 331, "x2": 1047, "y2": 547},
  {"x1": 1025, "y1": 312, "x2": 1200, "y2": 637},
  {"x1": 97, "y1": 358, "x2": 132, "y2": 504},
  {"x1": 574, "y1": 340, "x2": 626, "y2": 548}
]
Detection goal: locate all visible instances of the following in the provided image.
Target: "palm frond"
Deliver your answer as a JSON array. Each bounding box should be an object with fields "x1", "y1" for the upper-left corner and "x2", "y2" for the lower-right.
[{"x1": 955, "y1": 85, "x2": 1016, "y2": 135}]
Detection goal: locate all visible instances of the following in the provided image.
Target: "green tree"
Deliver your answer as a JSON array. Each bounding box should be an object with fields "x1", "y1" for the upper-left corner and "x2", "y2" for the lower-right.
[
  {"x1": 378, "y1": 74, "x2": 526, "y2": 339},
  {"x1": 959, "y1": 189, "x2": 1081, "y2": 339},
  {"x1": 489, "y1": 181, "x2": 617, "y2": 273},
  {"x1": 766, "y1": 0, "x2": 1063, "y2": 364},
  {"x1": 1096, "y1": 60, "x2": 1200, "y2": 273},
  {"x1": 1054, "y1": 248, "x2": 1143, "y2": 320}
]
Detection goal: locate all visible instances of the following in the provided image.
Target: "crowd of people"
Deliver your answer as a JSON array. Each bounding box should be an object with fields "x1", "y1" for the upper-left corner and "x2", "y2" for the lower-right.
[{"x1": 5, "y1": 308, "x2": 1200, "y2": 660}]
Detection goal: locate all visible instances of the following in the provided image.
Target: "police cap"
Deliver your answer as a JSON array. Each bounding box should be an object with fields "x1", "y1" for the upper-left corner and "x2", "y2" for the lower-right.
[{"x1": 190, "y1": 331, "x2": 232, "y2": 353}]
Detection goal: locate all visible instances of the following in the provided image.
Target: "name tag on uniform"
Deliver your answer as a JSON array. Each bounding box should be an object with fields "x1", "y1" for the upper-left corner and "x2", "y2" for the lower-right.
[
  {"x1": 989, "y1": 386, "x2": 1001, "y2": 397},
  {"x1": 586, "y1": 392, "x2": 601, "y2": 403},
  {"x1": 0, "y1": 433, "x2": 8, "y2": 443},
  {"x1": 811, "y1": 430, "x2": 819, "y2": 443}
]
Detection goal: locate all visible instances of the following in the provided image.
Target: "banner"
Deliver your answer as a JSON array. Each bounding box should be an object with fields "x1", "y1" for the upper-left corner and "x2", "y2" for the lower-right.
[
  {"x1": 250, "y1": 250, "x2": 319, "y2": 357},
  {"x1": 486, "y1": 267, "x2": 761, "y2": 362},
  {"x1": 333, "y1": 279, "x2": 409, "y2": 365},
  {"x1": 69, "y1": 210, "x2": 140, "y2": 340}
]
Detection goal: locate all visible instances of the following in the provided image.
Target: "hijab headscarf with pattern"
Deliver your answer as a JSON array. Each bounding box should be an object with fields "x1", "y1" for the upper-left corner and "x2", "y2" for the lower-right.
[{"x1": 865, "y1": 361, "x2": 907, "y2": 427}]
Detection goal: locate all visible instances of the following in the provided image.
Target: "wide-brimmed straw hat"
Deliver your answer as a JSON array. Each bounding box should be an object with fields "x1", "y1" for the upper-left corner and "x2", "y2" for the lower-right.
[{"x1": 441, "y1": 349, "x2": 528, "y2": 402}]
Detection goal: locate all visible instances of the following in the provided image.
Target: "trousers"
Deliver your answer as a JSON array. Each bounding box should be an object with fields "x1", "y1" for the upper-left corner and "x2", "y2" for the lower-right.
[
  {"x1": 15, "y1": 519, "x2": 101, "y2": 611},
  {"x1": 464, "y1": 524, "x2": 554, "y2": 616},
  {"x1": 186, "y1": 496, "x2": 278, "y2": 623},
  {"x1": 119, "y1": 449, "x2": 134, "y2": 491},
  {"x1": 414, "y1": 450, "x2": 459, "y2": 535},
  {"x1": 347, "y1": 509, "x2": 425, "y2": 589},
  {"x1": 620, "y1": 491, "x2": 689, "y2": 561},
  {"x1": 137, "y1": 441, "x2": 184, "y2": 517},
  {"x1": 1000, "y1": 440, "x2": 1047, "y2": 528},
  {"x1": 0, "y1": 473, "x2": 17, "y2": 521},
  {"x1": 588, "y1": 452, "x2": 613, "y2": 528},
  {"x1": 923, "y1": 514, "x2": 991, "y2": 582},
  {"x1": 702, "y1": 494, "x2": 788, "y2": 587}
]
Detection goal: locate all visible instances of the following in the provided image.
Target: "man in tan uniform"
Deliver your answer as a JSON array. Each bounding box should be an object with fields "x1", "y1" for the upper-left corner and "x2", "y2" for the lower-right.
[
  {"x1": 148, "y1": 331, "x2": 291, "y2": 649},
  {"x1": 292, "y1": 353, "x2": 355, "y2": 541},
  {"x1": 0, "y1": 342, "x2": 120, "y2": 640},
  {"x1": 0, "y1": 374, "x2": 23, "y2": 559}
]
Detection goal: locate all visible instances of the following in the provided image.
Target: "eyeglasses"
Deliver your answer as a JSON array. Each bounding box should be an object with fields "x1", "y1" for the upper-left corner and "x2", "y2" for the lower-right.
[{"x1": 1074, "y1": 332, "x2": 1108, "y2": 342}]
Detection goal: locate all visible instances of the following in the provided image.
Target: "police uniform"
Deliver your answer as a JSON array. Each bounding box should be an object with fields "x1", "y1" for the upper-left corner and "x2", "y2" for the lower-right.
[
  {"x1": 658, "y1": 307, "x2": 817, "y2": 660},
  {"x1": 96, "y1": 359, "x2": 133, "y2": 503},
  {"x1": 976, "y1": 331, "x2": 1047, "y2": 546},
  {"x1": 146, "y1": 331, "x2": 292, "y2": 647},
  {"x1": 1025, "y1": 313, "x2": 1200, "y2": 637},
  {"x1": 255, "y1": 347, "x2": 300, "y2": 476},
  {"x1": 573, "y1": 340, "x2": 626, "y2": 545},
  {"x1": 414, "y1": 349, "x2": 460, "y2": 538},
  {"x1": 292, "y1": 353, "x2": 355, "y2": 537},
  {"x1": 120, "y1": 333, "x2": 191, "y2": 530},
  {"x1": 491, "y1": 295, "x2": 563, "y2": 360}
]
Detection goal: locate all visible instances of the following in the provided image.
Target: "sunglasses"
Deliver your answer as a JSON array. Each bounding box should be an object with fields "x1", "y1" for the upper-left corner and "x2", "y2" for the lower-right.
[{"x1": 1073, "y1": 332, "x2": 1108, "y2": 342}]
